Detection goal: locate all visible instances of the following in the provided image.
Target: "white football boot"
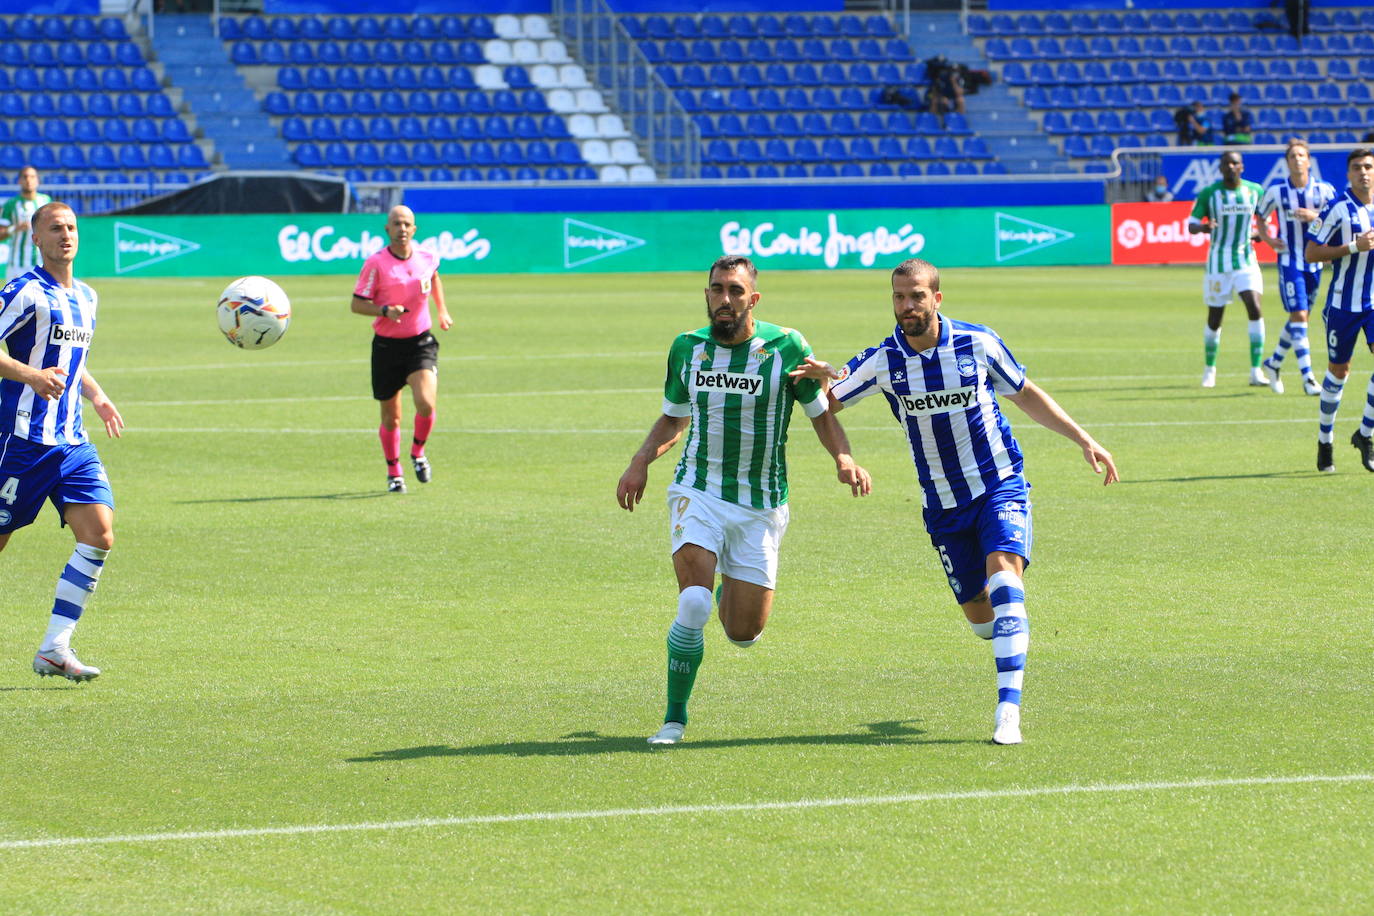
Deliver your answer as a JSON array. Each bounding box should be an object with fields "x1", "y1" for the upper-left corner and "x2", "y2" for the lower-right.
[
  {"x1": 1201, "y1": 366, "x2": 1217, "y2": 388},
  {"x1": 1261, "y1": 360, "x2": 1284, "y2": 394},
  {"x1": 992, "y1": 702, "x2": 1022, "y2": 745},
  {"x1": 648, "y1": 722, "x2": 685, "y2": 745},
  {"x1": 33, "y1": 647, "x2": 101, "y2": 682},
  {"x1": 1248, "y1": 367, "x2": 1268, "y2": 387}
]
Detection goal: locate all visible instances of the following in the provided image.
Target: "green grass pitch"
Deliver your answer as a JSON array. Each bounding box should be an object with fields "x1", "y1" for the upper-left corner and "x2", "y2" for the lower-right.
[{"x1": 1, "y1": 266, "x2": 1371, "y2": 912}]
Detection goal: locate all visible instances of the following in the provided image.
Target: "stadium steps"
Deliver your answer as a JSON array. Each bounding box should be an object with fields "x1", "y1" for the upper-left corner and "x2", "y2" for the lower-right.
[
  {"x1": 964, "y1": 83, "x2": 1067, "y2": 173},
  {"x1": 900, "y1": 11, "x2": 1068, "y2": 174},
  {"x1": 152, "y1": 13, "x2": 291, "y2": 170}
]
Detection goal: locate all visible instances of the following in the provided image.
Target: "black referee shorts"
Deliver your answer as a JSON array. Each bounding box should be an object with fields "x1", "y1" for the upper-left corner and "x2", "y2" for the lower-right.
[{"x1": 371, "y1": 331, "x2": 439, "y2": 400}]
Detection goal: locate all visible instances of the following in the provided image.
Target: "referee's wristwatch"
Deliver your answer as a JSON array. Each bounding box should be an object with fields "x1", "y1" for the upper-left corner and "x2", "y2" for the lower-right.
[{"x1": 380, "y1": 305, "x2": 390, "y2": 318}]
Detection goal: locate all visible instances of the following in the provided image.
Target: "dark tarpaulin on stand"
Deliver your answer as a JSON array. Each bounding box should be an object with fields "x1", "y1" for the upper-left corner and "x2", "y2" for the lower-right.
[{"x1": 113, "y1": 172, "x2": 348, "y2": 215}]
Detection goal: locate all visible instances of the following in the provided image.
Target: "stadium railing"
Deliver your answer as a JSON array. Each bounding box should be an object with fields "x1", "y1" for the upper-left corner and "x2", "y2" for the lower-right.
[{"x1": 552, "y1": 0, "x2": 699, "y2": 179}]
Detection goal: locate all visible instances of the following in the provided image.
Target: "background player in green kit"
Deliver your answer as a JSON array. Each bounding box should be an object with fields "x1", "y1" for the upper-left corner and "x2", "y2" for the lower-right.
[
  {"x1": 616, "y1": 256, "x2": 871, "y2": 746},
  {"x1": 1188, "y1": 150, "x2": 1284, "y2": 389},
  {"x1": 0, "y1": 167, "x2": 52, "y2": 283}
]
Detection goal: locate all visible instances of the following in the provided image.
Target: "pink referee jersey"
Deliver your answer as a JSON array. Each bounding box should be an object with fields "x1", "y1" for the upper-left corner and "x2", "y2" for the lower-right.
[{"x1": 354, "y1": 245, "x2": 441, "y2": 339}]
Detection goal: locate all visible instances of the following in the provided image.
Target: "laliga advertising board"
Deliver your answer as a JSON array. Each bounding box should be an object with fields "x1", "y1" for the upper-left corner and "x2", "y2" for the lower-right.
[{"x1": 1111, "y1": 201, "x2": 1282, "y2": 266}]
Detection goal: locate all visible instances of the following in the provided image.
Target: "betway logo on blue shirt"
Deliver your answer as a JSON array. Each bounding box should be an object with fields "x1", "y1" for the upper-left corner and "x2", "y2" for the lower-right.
[
  {"x1": 693, "y1": 370, "x2": 762, "y2": 396},
  {"x1": 49, "y1": 324, "x2": 93, "y2": 347},
  {"x1": 899, "y1": 385, "x2": 978, "y2": 416}
]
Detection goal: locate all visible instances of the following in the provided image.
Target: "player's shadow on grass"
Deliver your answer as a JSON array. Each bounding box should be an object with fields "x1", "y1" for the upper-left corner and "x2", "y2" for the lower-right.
[
  {"x1": 1119, "y1": 470, "x2": 1313, "y2": 484},
  {"x1": 346, "y1": 720, "x2": 978, "y2": 761},
  {"x1": 176, "y1": 492, "x2": 387, "y2": 504}
]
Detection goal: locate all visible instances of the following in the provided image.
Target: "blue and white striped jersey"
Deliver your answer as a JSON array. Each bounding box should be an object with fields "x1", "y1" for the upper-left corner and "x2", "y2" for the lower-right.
[
  {"x1": 831, "y1": 317, "x2": 1026, "y2": 511},
  {"x1": 1313, "y1": 189, "x2": 1374, "y2": 313},
  {"x1": 1258, "y1": 176, "x2": 1337, "y2": 272},
  {"x1": 0, "y1": 267, "x2": 97, "y2": 445}
]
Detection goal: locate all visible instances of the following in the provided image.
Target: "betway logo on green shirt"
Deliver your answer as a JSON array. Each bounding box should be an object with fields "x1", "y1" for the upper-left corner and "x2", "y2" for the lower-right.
[
  {"x1": 692, "y1": 369, "x2": 763, "y2": 396},
  {"x1": 113, "y1": 222, "x2": 201, "y2": 274}
]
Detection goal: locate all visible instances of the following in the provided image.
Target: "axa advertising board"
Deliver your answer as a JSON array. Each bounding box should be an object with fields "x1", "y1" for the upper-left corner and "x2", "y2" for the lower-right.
[
  {"x1": 75, "y1": 206, "x2": 1107, "y2": 277},
  {"x1": 1112, "y1": 202, "x2": 1281, "y2": 265}
]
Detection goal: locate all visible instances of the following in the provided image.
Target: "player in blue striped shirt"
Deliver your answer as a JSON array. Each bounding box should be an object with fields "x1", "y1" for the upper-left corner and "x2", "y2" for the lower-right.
[
  {"x1": 0, "y1": 202, "x2": 124, "y2": 681},
  {"x1": 1305, "y1": 148, "x2": 1374, "y2": 473},
  {"x1": 1258, "y1": 140, "x2": 1337, "y2": 396},
  {"x1": 792, "y1": 258, "x2": 1118, "y2": 744}
]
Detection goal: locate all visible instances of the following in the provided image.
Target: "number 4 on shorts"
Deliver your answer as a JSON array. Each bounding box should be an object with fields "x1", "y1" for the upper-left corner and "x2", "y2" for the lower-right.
[{"x1": 0, "y1": 477, "x2": 17, "y2": 505}]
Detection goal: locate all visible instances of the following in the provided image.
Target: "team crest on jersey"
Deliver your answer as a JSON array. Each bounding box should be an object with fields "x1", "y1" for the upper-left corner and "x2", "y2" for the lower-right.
[{"x1": 956, "y1": 356, "x2": 977, "y2": 378}]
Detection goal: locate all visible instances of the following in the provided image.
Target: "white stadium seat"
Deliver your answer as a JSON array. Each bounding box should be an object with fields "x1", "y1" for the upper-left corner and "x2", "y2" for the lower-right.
[
  {"x1": 512, "y1": 39, "x2": 541, "y2": 63},
  {"x1": 474, "y1": 64, "x2": 507, "y2": 90},
  {"x1": 539, "y1": 40, "x2": 571, "y2": 64},
  {"x1": 547, "y1": 88, "x2": 577, "y2": 113},
  {"x1": 599, "y1": 164, "x2": 629, "y2": 182},
  {"x1": 574, "y1": 88, "x2": 608, "y2": 113},
  {"x1": 609, "y1": 139, "x2": 643, "y2": 164},
  {"x1": 522, "y1": 15, "x2": 553, "y2": 39},
  {"x1": 494, "y1": 14, "x2": 523, "y2": 39},
  {"x1": 580, "y1": 139, "x2": 612, "y2": 164},
  {"x1": 530, "y1": 64, "x2": 560, "y2": 89},
  {"x1": 627, "y1": 164, "x2": 657, "y2": 182},
  {"x1": 558, "y1": 64, "x2": 589, "y2": 88},
  {"x1": 567, "y1": 113, "x2": 598, "y2": 139},
  {"x1": 482, "y1": 39, "x2": 513, "y2": 64},
  {"x1": 595, "y1": 113, "x2": 628, "y2": 138}
]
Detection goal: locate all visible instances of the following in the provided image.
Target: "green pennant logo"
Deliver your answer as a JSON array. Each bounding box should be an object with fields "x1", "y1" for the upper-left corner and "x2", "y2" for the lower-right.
[
  {"x1": 563, "y1": 218, "x2": 645, "y2": 269},
  {"x1": 994, "y1": 212, "x2": 1074, "y2": 263},
  {"x1": 114, "y1": 222, "x2": 202, "y2": 274}
]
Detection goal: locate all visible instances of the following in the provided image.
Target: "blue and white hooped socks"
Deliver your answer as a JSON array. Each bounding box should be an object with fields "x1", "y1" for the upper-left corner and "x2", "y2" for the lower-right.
[
  {"x1": 39, "y1": 543, "x2": 108, "y2": 653},
  {"x1": 1359, "y1": 372, "x2": 1374, "y2": 438},
  {"x1": 1318, "y1": 372, "x2": 1347, "y2": 444},
  {"x1": 987, "y1": 570, "x2": 1029, "y2": 707}
]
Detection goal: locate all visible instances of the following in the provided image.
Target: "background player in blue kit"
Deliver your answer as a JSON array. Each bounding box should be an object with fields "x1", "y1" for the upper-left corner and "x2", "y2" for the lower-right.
[
  {"x1": 791, "y1": 258, "x2": 1118, "y2": 745},
  {"x1": 1305, "y1": 148, "x2": 1374, "y2": 473},
  {"x1": 1258, "y1": 139, "x2": 1337, "y2": 396},
  {"x1": 0, "y1": 202, "x2": 124, "y2": 681}
]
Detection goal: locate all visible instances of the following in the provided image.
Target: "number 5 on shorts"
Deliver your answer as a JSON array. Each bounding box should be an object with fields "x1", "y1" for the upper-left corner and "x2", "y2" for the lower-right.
[
  {"x1": 0, "y1": 477, "x2": 17, "y2": 505},
  {"x1": 937, "y1": 544, "x2": 954, "y2": 574}
]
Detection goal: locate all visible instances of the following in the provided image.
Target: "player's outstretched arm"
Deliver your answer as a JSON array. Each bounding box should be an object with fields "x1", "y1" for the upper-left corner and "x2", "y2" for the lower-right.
[
  {"x1": 1307, "y1": 230, "x2": 1374, "y2": 265},
  {"x1": 80, "y1": 370, "x2": 123, "y2": 438},
  {"x1": 617, "y1": 413, "x2": 689, "y2": 511},
  {"x1": 1006, "y1": 380, "x2": 1119, "y2": 485},
  {"x1": 809, "y1": 409, "x2": 871, "y2": 497}
]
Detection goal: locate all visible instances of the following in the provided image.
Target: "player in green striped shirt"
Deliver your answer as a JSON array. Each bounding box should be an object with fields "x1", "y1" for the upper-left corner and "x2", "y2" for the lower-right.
[
  {"x1": 1188, "y1": 150, "x2": 1283, "y2": 388},
  {"x1": 0, "y1": 167, "x2": 53, "y2": 282},
  {"x1": 617, "y1": 255, "x2": 871, "y2": 745}
]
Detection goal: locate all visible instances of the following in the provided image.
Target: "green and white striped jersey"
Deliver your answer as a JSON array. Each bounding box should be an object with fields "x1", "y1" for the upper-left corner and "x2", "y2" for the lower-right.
[
  {"x1": 1191, "y1": 180, "x2": 1264, "y2": 273},
  {"x1": 0, "y1": 193, "x2": 51, "y2": 275},
  {"x1": 662, "y1": 320, "x2": 827, "y2": 509}
]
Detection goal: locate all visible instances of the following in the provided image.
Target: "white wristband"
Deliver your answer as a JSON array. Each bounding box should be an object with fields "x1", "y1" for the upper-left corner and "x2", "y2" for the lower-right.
[{"x1": 1349, "y1": 239, "x2": 1360, "y2": 255}]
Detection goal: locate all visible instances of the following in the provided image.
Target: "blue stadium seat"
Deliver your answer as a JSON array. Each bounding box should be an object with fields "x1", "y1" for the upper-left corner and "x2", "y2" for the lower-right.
[
  {"x1": 1290, "y1": 84, "x2": 1316, "y2": 103},
  {"x1": 925, "y1": 161, "x2": 951, "y2": 176},
  {"x1": 147, "y1": 144, "x2": 176, "y2": 170}
]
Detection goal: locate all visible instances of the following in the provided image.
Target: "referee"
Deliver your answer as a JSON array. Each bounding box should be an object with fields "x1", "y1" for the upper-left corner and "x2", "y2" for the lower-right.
[{"x1": 350, "y1": 205, "x2": 452, "y2": 493}]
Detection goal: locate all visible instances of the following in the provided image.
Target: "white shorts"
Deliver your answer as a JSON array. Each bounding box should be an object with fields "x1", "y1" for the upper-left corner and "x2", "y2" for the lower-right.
[
  {"x1": 666, "y1": 483, "x2": 789, "y2": 589},
  {"x1": 1203, "y1": 263, "x2": 1263, "y2": 308}
]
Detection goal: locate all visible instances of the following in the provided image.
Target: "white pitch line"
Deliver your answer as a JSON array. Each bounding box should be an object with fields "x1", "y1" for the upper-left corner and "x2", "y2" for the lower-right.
[
  {"x1": 0, "y1": 772, "x2": 1367, "y2": 851},
  {"x1": 124, "y1": 416, "x2": 1321, "y2": 435}
]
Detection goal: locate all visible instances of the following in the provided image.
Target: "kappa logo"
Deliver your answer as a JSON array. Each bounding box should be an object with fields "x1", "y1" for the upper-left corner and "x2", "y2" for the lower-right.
[
  {"x1": 994, "y1": 213, "x2": 1075, "y2": 263},
  {"x1": 899, "y1": 386, "x2": 978, "y2": 416},
  {"x1": 956, "y1": 356, "x2": 977, "y2": 378},
  {"x1": 563, "y1": 218, "x2": 645, "y2": 269},
  {"x1": 693, "y1": 369, "x2": 762, "y2": 396},
  {"x1": 113, "y1": 222, "x2": 201, "y2": 274}
]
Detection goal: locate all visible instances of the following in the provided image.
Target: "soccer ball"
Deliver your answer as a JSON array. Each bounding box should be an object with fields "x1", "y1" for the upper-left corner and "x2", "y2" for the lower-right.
[{"x1": 216, "y1": 276, "x2": 291, "y2": 350}]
